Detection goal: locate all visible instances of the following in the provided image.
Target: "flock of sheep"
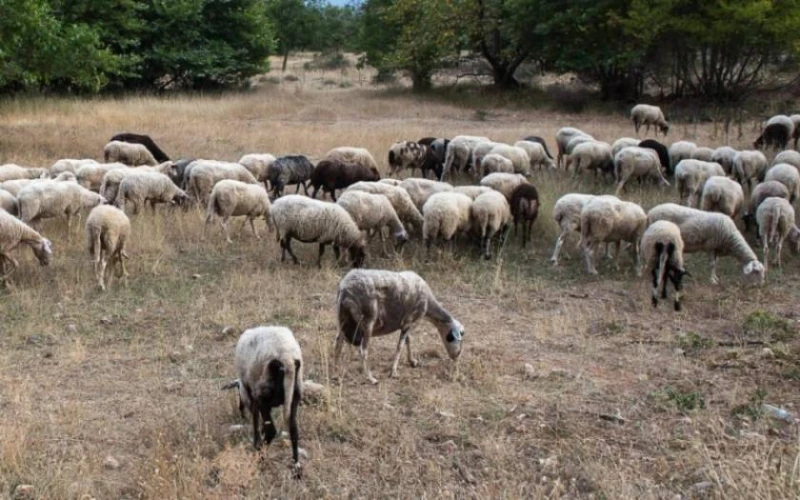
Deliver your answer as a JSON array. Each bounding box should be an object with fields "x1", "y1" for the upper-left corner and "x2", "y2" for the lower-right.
[{"x1": 2, "y1": 104, "x2": 799, "y2": 475}]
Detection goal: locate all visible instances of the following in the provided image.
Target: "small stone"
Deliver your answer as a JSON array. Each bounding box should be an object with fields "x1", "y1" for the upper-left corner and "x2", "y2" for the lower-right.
[
  {"x1": 539, "y1": 456, "x2": 558, "y2": 471},
  {"x1": 690, "y1": 481, "x2": 713, "y2": 492},
  {"x1": 438, "y1": 411, "x2": 456, "y2": 419},
  {"x1": 66, "y1": 324, "x2": 77, "y2": 334},
  {"x1": 440, "y1": 440, "x2": 458, "y2": 454},
  {"x1": 302, "y1": 381, "x2": 325, "y2": 400},
  {"x1": 228, "y1": 424, "x2": 246, "y2": 433},
  {"x1": 103, "y1": 455, "x2": 121, "y2": 470},
  {"x1": 14, "y1": 484, "x2": 34, "y2": 499},
  {"x1": 100, "y1": 316, "x2": 113, "y2": 325},
  {"x1": 523, "y1": 363, "x2": 538, "y2": 380},
  {"x1": 192, "y1": 274, "x2": 202, "y2": 280},
  {"x1": 135, "y1": 308, "x2": 143, "y2": 314},
  {"x1": 26, "y1": 335, "x2": 42, "y2": 345},
  {"x1": 761, "y1": 347, "x2": 775, "y2": 358},
  {"x1": 298, "y1": 447, "x2": 310, "y2": 459},
  {"x1": 184, "y1": 344, "x2": 194, "y2": 353},
  {"x1": 673, "y1": 348, "x2": 685, "y2": 356}
]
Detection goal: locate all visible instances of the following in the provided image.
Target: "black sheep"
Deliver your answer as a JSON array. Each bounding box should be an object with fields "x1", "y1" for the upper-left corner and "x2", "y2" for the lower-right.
[
  {"x1": 638, "y1": 139, "x2": 671, "y2": 176},
  {"x1": 310, "y1": 160, "x2": 380, "y2": 201},
  {"x1": 754, "y1": 123, "x2": 790, "y2": 151},
  {"x1": 509, "y1": 183, "x2": 540, "y2": 248}
]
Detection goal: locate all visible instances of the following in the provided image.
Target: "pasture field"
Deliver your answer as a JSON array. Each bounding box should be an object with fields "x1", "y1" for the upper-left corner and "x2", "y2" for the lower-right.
[{"x1": 0, "y1": 81, "x2": 799, "y2": 499}]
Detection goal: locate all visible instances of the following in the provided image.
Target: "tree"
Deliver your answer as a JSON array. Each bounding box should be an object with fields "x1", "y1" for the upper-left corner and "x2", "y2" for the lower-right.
[{"x1": 267, "y1": 0, "x2": 316, "y2": 72}]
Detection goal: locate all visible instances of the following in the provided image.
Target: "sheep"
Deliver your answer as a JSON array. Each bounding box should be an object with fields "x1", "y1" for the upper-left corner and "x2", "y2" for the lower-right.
[
  {"x1": 204, "y1": 180, "x2": 272, "y2": 242},
  {"x1": 453, "y1": 185, "x2": 494, "y2": 200},
  {"x1": 509, "y1": 183, "x2": 539, "y2": 248},
  {"x1": 550, "y1": 193, "x2": 599, "y2": 265},
  {"x1": 745, "y1": 181, "x2": 789, "y2": 231},
  {"x1": 85, "y1": 205, "x2": 130, "y2": 291},
  {"x1": 417, "y1": 145, "x2": 445, "y2": 180},
  {"x1": 238, "y1": 153, "x2": 276, "y2": 183},
  {"x1": 640, "y1": 221, "x2": 687, "y2": 311},
  {"x1": 0, "y1": 172, "x2": 76, "y2": 197},
  {"x1": 732, "y1": 150, "x2": 769, "y2": 194},
  {"x1": 103, "y1": 140, "x2": 158, "y2": 166},
  {"x1": 110, "y1": 132, "x2": 170, "y2": 163},
  {"x1": 115, "y1": 171, "x2": 189, "y2": 214},
  {"x1": 764, "y1": 163, "x2": 800, "y2": 203},
  {"x1": 76, "y1": 162, "x2": 128, "y2": 192},
  {"x1": 555, "y1": 127, "x2": 593, "y2": 169},
  {"x1": 639, "y1": 139, "x2": 671, "y2": 176},
  {"x1": 418, "y1": 137, "x2": 450, "y2": 167},
  {"x1": 674, "y1": 159, "x2": 725, "y2": 207},
  {"x1": 479, "y1": 173, "x2": 528, "y2": 200},
  {"x1": 399, "y1": 178, "x2": 454, "y2": 211},
  {"x1": 388, "y1": 141, "x2": 427, "y2": 176},
  {"x1": 186, "y1": 160, "x2": 258, "y2": 203},
  {"x1": 564, "y1": 136, "x2": 598, "y2": 171},
  {"x1": 228, "y1": 326, "x2": 303, "y2": 472},
  {"x1": 754, "y1": 115, "x2": 794, "y2": 151},
  {"x1": 612, "y1": 137, "x2": 641, "y2": 158},
  {"x1": 0, "y1": 190, "x2": 18, "y2": 216},
  {"x1": 710, "y1": 146, "x2": 738, "y2": 175},
  {"x1": 487, "y1": 144, "x2": 531, "y2": 176},
  {"x1": 471, "y1": 190, "x2": 512, "y2": 259},
  {"x1": 422, "y1": 192, "x2": 473, "y2": 255},
  {"x1": 266, "y1": 155, "x2": 314, "y2": 197},
  {"x1": 345, "y1": 181, "x2": 424, "y2": 233},
  {"x1": 668, "y1": 141, "x2": 697, "y2": 171},
  {"x1": 442, "y1": 135, "x2": 490, "y2": 180},
  {"x1": 691, "y1": 147, "x2": 714, "y2": 162},
  {"x1": 379, "y1": 178, "x2": 402, "y2": 186},
  {"x1": 614, "y1": 146, "x2": 670, "y2": 194},
  {"x1": 51, "y1": 159, "x2": 98, "y2": 176},
  {"x1": 630, "y1": 104, "x2": 669, "y2": 136},
  {"x1": 0, "y1": 164, "x2": 49, "y2": 183},
  {"x1": 647, "y1": 203, "x2": 765, "y2": 285},
  {"x1": 270, "y1": 195, "x2": 366, "y2": 268},
  {"x1": 791, "y1": 115, "x2": 800, "y2": 148},
  {"x1": 310, "y1": 159, "x2": 380, "y2": 201},
  {"x1": 773, "y1": 150, "x2": 800, "y2": 170},
  {"x1": 0, "y1": 209, "x2": 52, "y2": 280},
  {"x1": 522, "y1": 136, "x2": 554, "y2": 160},
  {"x1": 756, "y1": 197, "x2": 800, "y2": 272},
  {"x1": 580, "y1": 197, "x2": 646, "y2": 275},
  {"x1": 514, "y1": 140, "x2": 555, "y2": 171},
  {"x1": 470, "y1": 140, "x2": 503, "y2": 175},
  {"x1": 167, "y1": 158, "x2": 195, "y2": 188},
  {"x1": 481, "y1": 153, "x2": 515, "y2": 176},
  {"x1": 324, "y1": 147, "x2": 379, "y2": 174},
  {"x1": 700, "y1": 176, "x2": 744, "y2": 219},
  {"x1": 99, "y1": 166, "x2": 158, "y2": 202},
  {"x1": 18, "y1": 181, "x2": 105, "y2": 230},
  {"x1": 336, "y1": 190, "x2": 408, "y2": 251},
  {"x1": 335, "y1": 269, "x2": 464, "y2": 384},
  {"x1": 570, "y1": 141, "x2": 614, "y2": 179}
]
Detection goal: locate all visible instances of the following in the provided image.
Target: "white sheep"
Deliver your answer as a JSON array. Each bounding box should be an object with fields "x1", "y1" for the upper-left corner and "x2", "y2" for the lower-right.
[
  {"x1": 570, "y1": 141, "x2": 614, "y2": 178},
  {"x1": 345, "y1": 181, "x2": 424, "y2": 233},
  {"x1": 700, "y1": 176, "x2": 744, "y2": 219},
  {"x1": 238, "y1": 153, "x2": 276, "y2": 183},
  {"x1": 580, "y1": 197, "x2": 646, "y2": 276},
  {"x1": 442, "y1": 135, "x2": 490, "y2": 180},
  {"x1": 103, "y1": 140, "x2": 157, "y2": 166},
  {"x1": 0, "y1": 190, "x2": 18, "y2": 216},
  {"x1": 710, "y1": 146, "x2": 738, "y2": 175},
  {"x1": 732, "y1": 150, "x2": 768, "y2": 194},
  {"x1": 640, "y1": 220, "x2": 687, "y2": 311},
  {"x1": 481, "y1": 153, "x2": 515, "y2": 176},
  {"x1": 773, "y1": 150, "x2": 800, "y2": 169},
  {"x1": 513, "y1": 140, "x2": 555, "y2": 171},
  {"x1": 612, "y1": 137, "x2": 641, "y2": 158},
  {"x1": 647, "y1": 203, "x2": 765, "y2": 285},
  {"x1": 630, "y1": 104, "x2": 669, "y2": 136},
  {"x1": 550, "y1": 193, "x2": 598, "y2": 265},
  {"x1": 379, "y1": 178, "x2": 402, "y2": 187},
  {"x1": 335, "y1": 269, "x2": 464, "y2": 384},
  {"x1": 555, "y1": 127, "x2": 593, "y2": 169},
  {"x1": 422, "y1": 191, "x2": 473, "y2": 255},
  {"x1": 51, "y1": 159, "x2": 98, "y2": 176},
  {"x1": 270, "y1": 195, "x2": 366, "y2": 268},
  {"x1": 204, "y1": 180, "x2": 272, "y2": 242},
  {"x1": 186, "y1": 160, "x2": 258, "y2": 203},
  {"x1": 97, "y1": 163, "x2": 175, "y2": 202},
  {"x1": 0, "y1": 171, "x2": 76, "y2": 197},
  {"x1": 76, "y1": 162, "x2": 128, "y2": 192},
  {"x1": 471, "y1": 190, "x2": 512, "y2": 259},
  {"x1": 115, "y1": 171, "x2": 189, "y2": 214},
  {"x1": 17, "y1": 181, "x2": 105, "y2": 230},
  {"x1": 487, "y1": 144, "x2": 531, "y2": 176},
  {"x1": 470, "y1": 140, "x2": 503, "y2": 175},
  {"x1": 0, "y1": 209, "x2": 52, "y2": 280},
  {"x1": 691, "y1": 147, "x2": 714, "y2": 162},
  {"x1": 399, "y1": 178, "x2": 454, "y2": 211},
  {"x1": 0, "y1": 164, "x2": 49, "y2": 182},
  {"x1": 85, "y1": 205, "x2": 130, "y2": 291},
  {"x1": 614, "y1": 146, "x2": 669, "y2": 195},
  {"x1": 325, "y1": 146, "x2": 379, "y2": 172},
  {"x1": 674, "y1": 159, "x2": 725, "y2": 207},
  {"x1": 336, "y1": 190, "x2": 408, "y2": 250},
  {"x1": 479, "y1": 172, "x2": 528, "y2": 200},
  {"x1": 756, "y1": 197, "x2": 800, "y2": 272},
  {"x1": 453, "y1": 185, "x2": 494, "y2": 200},
  {"x1": 745, "y1": 181, "x2": 790, "y2": 230},
  {"x1": 668, "y1": 141, "x2": 697, "y2": 170},
  {"x1": 764, "y1": 163, "x2": 800, "y2": 203},
  {"x1": 563, "y1": 136, "x2": 598, "y2": 171}
]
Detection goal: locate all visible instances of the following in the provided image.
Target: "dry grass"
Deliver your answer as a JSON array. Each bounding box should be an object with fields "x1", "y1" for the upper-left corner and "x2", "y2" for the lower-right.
[{"x1": 0, "y1": 76, "x2": 799, "y2": 499}]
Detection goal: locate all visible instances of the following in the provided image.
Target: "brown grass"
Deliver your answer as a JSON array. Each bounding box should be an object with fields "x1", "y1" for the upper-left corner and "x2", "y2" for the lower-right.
[{"x1": 0, "y1": 75, "x2": 799, "y2": 499}]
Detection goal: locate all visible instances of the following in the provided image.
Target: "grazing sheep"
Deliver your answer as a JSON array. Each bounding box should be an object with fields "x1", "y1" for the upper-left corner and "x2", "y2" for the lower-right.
[
  {"x1": 310, "y1": 159, "x2": 380, "y2": 202},
  {"x1": 266, "y1": 155, "x2": 314, "y2": 197},
  {"x1": 732, "y1": 150, "x2": 769, "y2": 194},
  {"x1": 0, "y1": 190, "x2": 18, "y2": 216},
  {"x1": 239, "y1": 153, "x2": 276, "y2": 183},
  {"x1": 0, "y1": 164, "x2": 48, "y2": 182},
  {"x1": 204, "y1": 180, "x2": 272, "y2": 242},
  {"x1": 764, "y1": 163, "x2": 800, "y2": 203},
  {"x1": 442, "y1": 135, "x2": 490, "y2": 180},
  {"x1": 471, "y1": 140, "x2": 504, "y2": 175},
  {"x1": 514, "y1": 140, "x2": 555, "y2": 171},
  {"x1": 746, "y1": 181, "x2": 790, "y2": 230},
  {"x1": 488, "y1": 144, "x2": 531, "y2": 176},
  {"x1": 612, "y1": 137, "x2": 641, "y2": 158},
  {"x1": 668, "y1": 141, "x2": 697, "y2": 171},
  {"x1": 345, "y1": 181, "x2": 424, "y2": 233},
  {"x1": 700, "y1": 176, "x2": 744, "y2": 219},
  {"x1": 756, "y1": 197, "x2": 800, "y2": 272},
  {"x1": 479, "y1": 173, "x2": 528, "y2": 200},
  {"x1": 580, "y1": 197, "x2": 647, "y2": 275},
  {"x1": 422, "y1": 192, "x2": 473, "y2": 255},
  {"x1": 399, "y1": 178, "x2": 454, "y2": 211},
  {"x1": 564, "y1": 136, "x2": 598, "y2": 171},
  {"x1": 711, "y1": 146, "x2": 738, "y2": 175},
  {"x1": 98, "y1": 164, "x2": 176, "y2": 203},
  {"x1": 638, "y1": 139, "x2": 671, "y2": 176},
  {"x1": 51, "y1": 159, "x2": 98, "y2": 176},
  {"x1": 229, "y1": 326, "x2": 303, "y2": 472},
  {"x1": 614, "y1": 146, "x2": 670, "y2": 194},
  {"x1": 481, "y1": 153, "x2": 515, "y2": 176},
  {"x1": 115, "y1": 171, "x2": 189, "y2": 214},
  {"x1": 85, "y1": 205, "x2": 130, "y2": 291},
  {"x1": 773, "y1": 150, "x2": 800, "y2": 169},
  {"x1": 555, "y1": 127, "x2": 593, "y2": 169},
  {"x1": 167, "y1": 158, "x2": 195, "y2": 188},
  {"x1": 388, "y1": 141, "x2": 427, "y2": 176},
  {"x1": 335, "y1": 269, "x2": 464, "y2": 384},
  {"x1": 18, "y1": 181, "x2": 105, "y2": 230},
  {"x1": 509, "y1": 183, "x2": 539, "y2": 248},
  {"x1": 104, "y1": 141, "x2": 157, "y2": 166},
  {"x1": 453, "y1": 185, "x2": 493, "y2": 200},
  {"x1": 186, "y1": 160, "x2": 258, "y2": 203},
  {"x1": 674, "y1": 159, "x2": 725, "y2": 207},
  {"x1": 630, "y1": 104, "x2": 669, "y2": 136},
  {"x1": 640, "y1": 220, "x2": 687, "y2": 311},
  {"x1": 550, "y1": 193, "x2": 601, "y2": 265},
  {"x1": 522, "y1": 136, "x2": 554, "y2": 160},
  {"x1": 325, "y1": 147, "x2": 379, "y2": 173},
  {"x1": 570, "y1": 141, "x2": 614, "y2": 179},
  {"x1": 0, "y1": 210, "x2": 52, "y2": 279},
  {"x1": 691, "y1": 147, "x2": 714, "y2": 162},
  {"x1": 417, "y1": 145, "x2": 445, "y2": 180},
  {"x1": 418, "y1": 137, "x2": 450, "y2": 167},
  {"x1": 0, "y1": 172, "x2": 76, "y2": 197},
  {"x1": 270, "y1": 195, "x2": 366, "y2": 268},
  {"x1": 755, "y1": 115, "x2": 794, "y2": 151},
  {"x1": 110, "y1": 132, "x2": 170, "y2": 163},
  {"x1": 647, "y1": 203, "x2": 765, "y2": 285},
  {"x1": 471, "y1": 190, "x2": 512, "y2": 259},
  {"x1": 336, "y1": 190, "x2": 408, "y2": 250},
  {"x1": 76, "y1": 162, "x2": 128, "y2": 192}
]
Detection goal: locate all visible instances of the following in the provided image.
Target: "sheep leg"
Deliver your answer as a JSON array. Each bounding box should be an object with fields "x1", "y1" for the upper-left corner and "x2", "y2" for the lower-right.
[
  {"x1": 333, "y1": 333, "x2": 345, "y2": 376},
  {"x1": 281, "y1": 238, "x2": 300, "y2": 264},
  {"x1": 762, "y1": 239, "x2": 770, "y2": 274},
  {"x1": 221, "y1": 217, "x2": 233, "y2": 243},
  {"x1": 584, "y1": 241, "x2": 599, "y2": 275},
  {"x1": 261, "y1": 408, "x2": 277, "y2": 444},
  {"x1": 550, "y1": 231, "x2": 567, "y2": 265},
  {"x1": 710, "y1": 253, "x2": 720, "y2": 284},
  {"x1": 776, "y1": 238, "x2": 783, "y2": 269},
  {"x1": 390, "y1": 329, "x2": 408, "y2": 378},
  {"x1": 358, "y1": 320, "x2": 378, "y2": 385},
  {"x1": 405, "y1": 332, "x2": 418, "y2": 367},
  {"x1": 251, "y1": 400, "x2": 262, "y2": 449},
  {"x1": 632, "y1": 240, "x2": 642, "y2": 277},
  {"x1": 248, "y1": 218, "x2": 260, "y2": 240},
  {"x1": 317, "y1": 244, "x2": 326, "y2": 268},
  {"x1": 301, "y1": 182, "x2": 309, "y2": 196},
  {"x1": 670, "y1": 272, "x2": 683, "y2": 312}
]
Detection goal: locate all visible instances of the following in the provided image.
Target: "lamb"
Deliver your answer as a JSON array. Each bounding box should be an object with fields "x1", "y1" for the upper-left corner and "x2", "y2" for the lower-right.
[
  {"x1": 555, "y1": 127, "x2": 593, "y2": 169},
  {"x1": 732, "y1": 150, "x2": 769, "y2": 194},
  {"x1": 0, "y1": 164, "x2": 49, "y2": 183},
  {"x1": 509, "y1": 183, "x2": 539, "y2": 248},
  {"x1": 238, "y1": 153, "x2": 276, "y2": 183},
  {"x1": 227, "y1": 326, "x2": 303, "y2": 472},
  {"x1": 270, "y1": 195, "x2": 366, "y2": 268},
  {"x1": 51, "y1": 159, "x2": 98, "y2": 176},
  {"x1": 614, "y1": 146, "x2": 670, "y2": 194},
  {"x1": 0, "y1": 190, "x2": 18, "y2": 216},
  {"x1": 700, "y1": 176, "x2": 744, "y2": 219},
  {"x1": 630, "y1": 104, "x2": 669, "y2": 136},
  {"x1": 310, "y1": 159, "x2": 380, "y2": 201},
  {"x1": 103, "y1": 141, "x2": 157, "y2": 166},
  {"x1": 345, "y1": 181, "x2": 424, "y2": 233},
  {"x1": 453, "y1": 185, "x2": 494, "y2": 200},
  {"x1": 691, "y1": 147, "x2": 714, "y2": 162},
  {"x1": 487, "y1": 144, "x2": 532, "y2": 176},
  {"x1": 324, "y1": 147, "x2": 379, "y2": 174},
  {"x1": 612, "y1": 137, "x2": 641, "y2": 158},
  {"x1": 266, "y1": 155, "x2": 314, "y2": 197},
  {"x1": 550, "y1": 193, "x2": 599, "y2": 265},
  {"x1": 0, "y1": 210, "x2": 52, "y2": 280},
  {"x1": 115, "y1": 171, "x2": 190, "y2": 214},
  {"x1": 674, "y1": 159, "x2": 725, "y2": 207},
  {"x1": 204, "y1": 180, "x2": 272, "y2": 242},
  {"x1": 422, "y1": 192, "x2": 473, "y2": 255},
  {"x1": 335, "y1": 269, "x2": 464, "y2": 384},
  {"x1": 640, "y1": 221, "x2": 687, "y2": 311},
  {"x1": 18, "y1": 181, "x2": 105, "y2": 230},
  {"x1": 480, "y1": 153, "x2": 514, "y2": 176},
  {"x1": 639, "y1": 139, "x2": 671, "y2": 176},
  {"x1": 710, "y1": 146, "x2": 738, "y2": 175},
  {"x1": 754, "y1": 115, "x2": 794, "y2": 151},
  {"x1": 471, "y1": 190, "x2": 512, "y2": 259},
  {"x1": 522, "y1": 136, "x2": 553, "y2": 160},
  {"x1": 110, "y1": 132, "x2": 170, "y2": 163},
  {"x1": 336, "y1": 190, "x2": 408, "y2": 250},
  {"x1": 773, "y1": 150, "x2": 800, "y2": 170},
  {"x1": 399, "y1": 178, "x2": 453, "y2": 211},
  {"x1": 570, "y1": 141, "x2": 614, "y2": 179},
  {"x1": 745, "y1": 181, "x2": 789, "y2": 231},
  {"x1": 580, "y1": 197, "x2": 646, "y2": 275},
  {"x1": 186, "y1": 160, "x2": 258, "y2": 203},
  {"x1": 764, "y1": 163, "x2": 800, "y2": 203},
  {"x1": 756, "y1": 197, "x2": 800, "y2": 272},
  {"x1": 0, "y1": 172, "x2": 76, "y2": 197},
  {"x1": 85, "y1": 205, "x2": 130, "y2": 291},
  {"x1": 76, "y1": 162, "x2": 128, "y2": 192},
  {"x1": 647, "y1": 203, "x2": 765, "y2": 284},
  {"x1": 514, "y1": 140, "x2": 555, "y2": 171},
  {"x1": 441, "y1": 135, "x2": 490, "y2": 180},
  {"x1": 479, "y1": 173, "x2": 528, "y2": 200},
  {"x1": 388, "y1": 141, "x2": 427, "y2": 176},
  {"x1": 668, "y1": 141, "x2": 697, "y2": 171}
]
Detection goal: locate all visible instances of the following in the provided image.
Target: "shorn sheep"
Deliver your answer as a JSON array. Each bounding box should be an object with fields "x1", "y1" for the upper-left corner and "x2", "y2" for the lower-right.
[
  {"x1": 270, "y1": 195, "x2": 366, "y2": 268},
  {"x1": 18, "y1": 181, "x2": 106, "y2": 230},
  {"x1": 674, "y1": 159, "x2": 725, "y2": 207},
  {"x1": 336, "y1": 190, "x2": 409, "y2": 251},
  {"x1": 0, "y1": 209, "x2": 52, "y2": 281},
  {"x1": 204, "y1": 180, "x2": 272, "y2": 242},
  {"x1": 266, "y1": 155, "x2": 314, "y2": 197},
  {"x1": 422, "y1": 192, "x2": 473, "y2": 256},
  {"x1": 509, "y1": 183, "x2": 539, "y2": 248},
  {"x1": 756, "y1": 197, "x2": 800, "y2": 271},
  {"x1": 115, "y1": 171, "x2": 189, "y2": 214},
  {"x1": 640, "y1": 220, "x2": 687, "y2": 311},
  {"x1": 630, "y1": 104, "x2": 669, "y2": 136},
  {"x1": 110, "y1": 132, "x2": 170, "y2": 163},
  {"x1": 388, "y1": 141, "x2": 427, "y2": 176},
  {"x1": 85, "y1": 205, "x2": 131, "y2": 291},
  {"x1": 764, "y1": 163, "x2": 800, "y2": 203},
  {"x1": 580, "y1": 197, "x2": 647, "y2": 276},
  {"x1": 470, "y1": 190, "x2": 512, "y2": 259},
  {"x1": 310, "y1": 159, "x2": 380, "y2": 202},
  {"x1": 700, "y1": 176, "x2": 744, "y2": 219},
  {"x1": 335, "y1": 269, "x2": 464, "y2": 384},
  {"x1": 103, "y1": 141, "x2": 158, "y2": 166},
  {"x1": 614, "y1": 146, "x2": 669, "y2": 194}
]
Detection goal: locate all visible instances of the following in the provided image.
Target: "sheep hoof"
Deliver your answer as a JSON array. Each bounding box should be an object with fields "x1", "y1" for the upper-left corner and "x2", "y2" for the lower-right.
[
  {"x1": 674, "y1": 301, "x2": 682, "y2": 312},
  {"x1": 367, "y1": 376, "x2": 378, "y2": 385},
  {"x1": 409, "y1": 359, "x2": 419, "y2": 368},
  {"x1": 291, "y1": 462, "x2": 302, "y2": 479}
]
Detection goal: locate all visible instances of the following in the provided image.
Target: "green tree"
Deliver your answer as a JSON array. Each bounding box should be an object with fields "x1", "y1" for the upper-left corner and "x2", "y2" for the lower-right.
[{"x1": 267, "y1": 0, "x2": 316, "y2": 72}]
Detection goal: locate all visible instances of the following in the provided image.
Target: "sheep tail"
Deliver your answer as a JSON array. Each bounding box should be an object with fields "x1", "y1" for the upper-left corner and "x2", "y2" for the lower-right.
[{"x1": 769, "y1": 201, "x2": 781, "y2": 243}]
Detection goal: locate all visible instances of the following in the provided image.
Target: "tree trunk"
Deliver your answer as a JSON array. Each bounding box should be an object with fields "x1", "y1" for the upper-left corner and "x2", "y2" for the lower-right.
[
  {"x1": 411, "y1": 70, "x2": 432, "y2": 91},
  {"x1": 282, "y1": 49, "x2": 290, "y2": 72},
  {"x1": 492, "y1": 65, "x2": 521, "y2": 89}
]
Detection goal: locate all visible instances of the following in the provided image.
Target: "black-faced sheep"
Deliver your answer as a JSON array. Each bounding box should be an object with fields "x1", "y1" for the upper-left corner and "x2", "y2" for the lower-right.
[
  {"x1": 509, "y1": 183, "x2": 539, "y2": 248},
  {"x1": 630, "y1": 104, "x2": 669, "y2": 136},
  {"x1": 110, "y1": 133, "x2": 170, "y2": 163},
  {"x1": 310, "y1": 159, "x2": 380, "y2": 201},
  {"x1": 754, "y1": 122, "x2": 791, "y2": 151},
  {"x1": 85, "y1": 205, "x2": 130, "y2": 291}
]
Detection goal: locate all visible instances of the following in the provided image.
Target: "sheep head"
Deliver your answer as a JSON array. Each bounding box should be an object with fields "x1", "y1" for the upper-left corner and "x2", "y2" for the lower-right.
[
  {"x1": 348, "y1": 240, "x2": 366, "y2": 268},
  {"x1": 33, "y1": 238, "x2": 53, "y2": 266},
  {"x1": 439, "y1": 319, "x2": 464, "y2": 360},
  {"x1": 743, "y1": 260, "x2": 765, "y2": 286}
]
